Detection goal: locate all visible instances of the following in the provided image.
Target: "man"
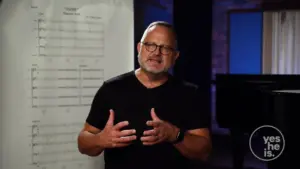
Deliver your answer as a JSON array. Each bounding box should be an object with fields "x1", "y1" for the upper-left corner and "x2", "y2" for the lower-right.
[{"x1": 77, "y1": 21, "x2": 212, "y2": 169}]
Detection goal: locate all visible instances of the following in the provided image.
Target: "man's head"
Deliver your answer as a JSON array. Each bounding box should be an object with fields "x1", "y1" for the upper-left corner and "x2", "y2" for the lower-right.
[{"x1": 137, "y1": 21, "x2": 179, "y2": 74}]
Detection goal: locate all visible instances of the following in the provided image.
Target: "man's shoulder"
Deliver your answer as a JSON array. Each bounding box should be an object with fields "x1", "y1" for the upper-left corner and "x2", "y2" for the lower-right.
[
  {"x1": 104, "y1": 70, "x2": 135, "y2": 86},
  {"x1": 171, "y1": 76, "x2": 198, "y2": 91},
  {"x1": 181, "y1": 80, "x2": 198, "y2": 90}
]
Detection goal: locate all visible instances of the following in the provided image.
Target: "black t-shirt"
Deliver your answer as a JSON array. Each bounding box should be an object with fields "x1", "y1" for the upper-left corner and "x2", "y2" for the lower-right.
[{"x1": 86, "y1": 70, "x2": 210, "y2": 169}]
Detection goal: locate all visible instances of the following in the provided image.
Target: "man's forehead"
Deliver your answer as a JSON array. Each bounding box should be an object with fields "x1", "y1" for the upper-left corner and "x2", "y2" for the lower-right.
[{"x1": 143, "y1": 26, "x2": 175, "y2": 41}]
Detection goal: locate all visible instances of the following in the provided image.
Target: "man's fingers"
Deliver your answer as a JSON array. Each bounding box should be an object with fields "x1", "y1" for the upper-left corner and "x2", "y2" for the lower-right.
[
  {"x1": 150, "y1": 108, "x2": 161, "y2": 121},
  {"x1": 106, "y1": 109, "x2": 115, "y2": 126},
  {"x1": 112, "y1": 135, "x2": 137, "y2": 143},
  {"x1": 143, "y1": 129, "x2": 158, "y2": 136},
  {"x1": 113, "y1": 121, "x2": 129, "y2": 130},
  {"x1": 116, "y1": 129, "x2": 136, "y2": 137},
  {"x1": 141, "y1": 135, "x2": 161, "y2": 146},
  {"x1": 140, "y1": 136, "x2": 159, "y2": 142},
  {"x1": 142, "y1": 141, "x2": 158, "y2": 146},
  {"x1": 112, "y1": 142, "x2": 131, "y2": 148},
  {"x1": 146, "y1": 120, "x2": 160, "y2": 127}
]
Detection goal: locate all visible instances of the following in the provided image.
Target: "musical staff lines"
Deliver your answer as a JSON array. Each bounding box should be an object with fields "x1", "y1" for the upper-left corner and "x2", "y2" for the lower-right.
[
  {"x1": 33, "y1": 18, "x2": 105, "y2": 58},
  {"x1": 36, "y1": 19, "x2": 103, "y2": 25},
  {"x1": 38, "y1": 36, "x2": 104, "y2": 41},
  {"x1": 30, "y1": 121, "x2": 88, "y2": 167},
  {"x1": 34, "y1": 27, "x2": 103, "y2": 34},
  {"x1": 31, "y1": 67, "x2": 104, "y2": 108}
]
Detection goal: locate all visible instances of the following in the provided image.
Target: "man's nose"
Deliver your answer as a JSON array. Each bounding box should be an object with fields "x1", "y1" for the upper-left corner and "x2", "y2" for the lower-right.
[{"x1": 153, "y1": 46, "x2": 162, "y2": 55}]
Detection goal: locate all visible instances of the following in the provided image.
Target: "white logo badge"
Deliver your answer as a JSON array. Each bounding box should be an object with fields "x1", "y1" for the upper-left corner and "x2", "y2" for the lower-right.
[{"x1": 249, "y1": 125, "x2": 285, "y2": 161}]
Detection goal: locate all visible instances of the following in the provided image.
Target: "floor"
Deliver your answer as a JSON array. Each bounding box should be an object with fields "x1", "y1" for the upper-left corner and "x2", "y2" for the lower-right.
[{"x1": 203, "y1": 126, "x2": 268, "y2": 169}]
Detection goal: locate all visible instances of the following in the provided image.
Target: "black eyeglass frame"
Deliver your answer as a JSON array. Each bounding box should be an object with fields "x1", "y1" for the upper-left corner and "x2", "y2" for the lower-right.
[{"x1": 140, "y1": 41, "x2": 177, "y2": 55}]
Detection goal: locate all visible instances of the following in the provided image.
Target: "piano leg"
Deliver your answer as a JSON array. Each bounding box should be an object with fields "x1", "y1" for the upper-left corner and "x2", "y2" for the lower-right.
[{"x1": 230, "y1": 128, "x2": 247, "y2": 169}]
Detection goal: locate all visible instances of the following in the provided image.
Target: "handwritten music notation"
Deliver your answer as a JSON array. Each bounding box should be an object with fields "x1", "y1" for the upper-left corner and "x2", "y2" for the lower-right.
[
  {"x1": 30, "y1": 122, "x2": 91, "y2": 167},
  {"x1": 31, "y1": 68, "x2": 104, "y2": 108},
  {"x1": 33, "y1": 18, "x2": 105, "y2": 58}
]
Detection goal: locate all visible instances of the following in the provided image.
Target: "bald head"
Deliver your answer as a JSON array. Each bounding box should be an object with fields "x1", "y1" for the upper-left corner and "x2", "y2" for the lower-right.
[{"x1": 141, "y1": 21, "x2": 177, "y2": 47}]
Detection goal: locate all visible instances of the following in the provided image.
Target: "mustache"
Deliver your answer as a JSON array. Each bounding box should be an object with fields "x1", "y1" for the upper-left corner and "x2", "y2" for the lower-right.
[
  {"x1": 147, "y1": 57, "x2": 163, "y2": 62},
  {"x1": 146, "y1": 54, "x2": 163, "y2": 61}
]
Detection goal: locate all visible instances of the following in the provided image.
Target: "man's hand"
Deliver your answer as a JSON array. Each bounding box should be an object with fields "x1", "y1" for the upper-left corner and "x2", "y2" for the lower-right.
[
  {"x1": 141, "y1": 108, "x2": 179, "y2": 145},
  {"x1": 96, "y1": 109, "x2": 137, "y2": 148}
]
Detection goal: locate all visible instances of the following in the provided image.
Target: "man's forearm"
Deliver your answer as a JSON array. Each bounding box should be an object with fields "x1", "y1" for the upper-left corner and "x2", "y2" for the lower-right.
[
  {"x1": 77, "y1": 131, "x2": 105, "y2": 156},
  {"x1": 173, "y1": 133, "x2": 211, "y2": 161}
]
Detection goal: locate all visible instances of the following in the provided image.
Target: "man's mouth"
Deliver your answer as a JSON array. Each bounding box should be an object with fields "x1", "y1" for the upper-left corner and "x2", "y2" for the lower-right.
[{"x1": 148, "y1": 58, "x2": 162, "y2": 64}]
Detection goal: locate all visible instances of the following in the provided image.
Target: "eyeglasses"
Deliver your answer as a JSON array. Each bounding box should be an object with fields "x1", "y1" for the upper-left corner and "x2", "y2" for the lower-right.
[{"x1": 141, "y1": 42, "x2": 175, "y2": 55}]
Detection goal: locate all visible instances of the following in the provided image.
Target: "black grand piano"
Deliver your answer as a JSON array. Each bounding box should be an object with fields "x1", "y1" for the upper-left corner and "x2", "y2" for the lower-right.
[{"x1": 215, "y1": 74, "x2": 299, "y2": 169}]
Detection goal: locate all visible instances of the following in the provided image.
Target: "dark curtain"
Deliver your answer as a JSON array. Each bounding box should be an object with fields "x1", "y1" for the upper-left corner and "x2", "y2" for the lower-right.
[
  {"x1": 173, "y1": 0, "x2": 213, "y2": 125},
  {"x1": 173, "y1": 1, "x2": 213, "y2": 168}
]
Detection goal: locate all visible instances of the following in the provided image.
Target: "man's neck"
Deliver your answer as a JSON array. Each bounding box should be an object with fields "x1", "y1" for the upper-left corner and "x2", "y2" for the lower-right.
[{"x1": 135, "y1": 68, "x2": 169, "y2": 88}]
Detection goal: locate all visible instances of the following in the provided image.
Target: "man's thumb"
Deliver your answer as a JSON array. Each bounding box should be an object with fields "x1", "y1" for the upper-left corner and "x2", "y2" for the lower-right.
[
  {"x1": 106, "y1": 109, "x2": 114, "y2": 126},
  {"x1": 151, "y1": 108, "x2": 160, "y2": 121}
]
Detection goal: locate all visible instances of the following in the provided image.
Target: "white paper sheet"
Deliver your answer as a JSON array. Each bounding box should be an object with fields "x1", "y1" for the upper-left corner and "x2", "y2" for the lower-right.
[{"x1": 0, "y1": 0, "x2": 134, "y2": 169}]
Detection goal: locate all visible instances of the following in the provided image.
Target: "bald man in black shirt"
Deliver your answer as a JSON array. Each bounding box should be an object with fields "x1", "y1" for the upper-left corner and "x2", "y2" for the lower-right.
[{"x1": 77, "y1": 21, "x2": 212, "y2": 169}]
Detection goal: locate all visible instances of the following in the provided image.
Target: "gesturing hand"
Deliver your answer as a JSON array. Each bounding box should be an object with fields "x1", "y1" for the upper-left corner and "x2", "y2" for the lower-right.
[
  {"x1": 141, "y1": 108, "x2": 179, "y2": 145},
  {"x1": 97, "y1": 109, "x2": 137, "y2": 148}
]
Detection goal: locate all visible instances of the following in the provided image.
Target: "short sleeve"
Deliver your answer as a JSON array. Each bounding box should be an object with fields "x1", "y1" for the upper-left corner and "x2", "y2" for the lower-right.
[
  {"x1": 184, "y1": 87, "x2": 211, "y2": 130},
  {"x1": 86, "y1": 82, "x2": 110, "y2": 129}
]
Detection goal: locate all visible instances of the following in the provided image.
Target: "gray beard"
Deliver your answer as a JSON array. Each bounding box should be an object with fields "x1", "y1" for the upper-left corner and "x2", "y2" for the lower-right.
[{"x1": 138, "y1": 56, "x2": 168, "y2": 74}]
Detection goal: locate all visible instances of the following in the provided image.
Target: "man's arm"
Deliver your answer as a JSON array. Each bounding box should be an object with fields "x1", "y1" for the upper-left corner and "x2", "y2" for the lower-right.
[
  {"x1": 77, "y1": 123, "x2": 105, "y2": 157},
  {"x1": 173, "y1": 128, "x2": 212, "y2": 161}
]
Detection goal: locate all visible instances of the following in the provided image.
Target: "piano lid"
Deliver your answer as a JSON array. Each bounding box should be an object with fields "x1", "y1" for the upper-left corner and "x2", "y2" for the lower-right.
[{"x1": 272, "y1": 90, "x2": 300, "y2": 94}]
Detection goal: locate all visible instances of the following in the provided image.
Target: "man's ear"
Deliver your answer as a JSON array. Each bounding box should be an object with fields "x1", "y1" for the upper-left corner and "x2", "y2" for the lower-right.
[
  {"x1": 137, "y1": 42, "x2": 141, "y2": 53},
  {"x1": 171, "y1": 51, "x2": 180, "y2": 65},
  {"x1": 175, "y1": 51, "x2": 180, "y2": 60}
]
